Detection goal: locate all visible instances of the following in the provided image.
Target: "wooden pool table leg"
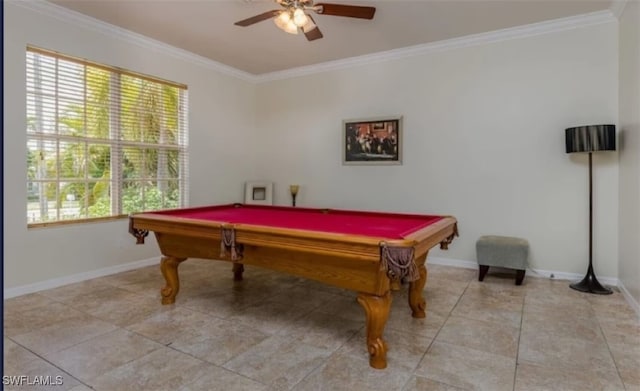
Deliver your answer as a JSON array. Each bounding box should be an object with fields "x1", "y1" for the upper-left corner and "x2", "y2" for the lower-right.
[
  {"x1": 408, "y1": 263, "x2": 427, "y2": 318},
  {"x1": 357, "y1": 291, "x2": 391, "y2": 369},
  {"x1": 232, "y1": 263, "x2": 244, "y2": 281},
  {"x1": 160, "y1": 256, "x2": 186, "y2": 305}
]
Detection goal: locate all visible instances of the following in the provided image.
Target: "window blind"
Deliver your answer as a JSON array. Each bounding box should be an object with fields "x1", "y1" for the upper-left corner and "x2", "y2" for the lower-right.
[{"x1": 26, "y1": 46, "x2": 189, "y2": 226}]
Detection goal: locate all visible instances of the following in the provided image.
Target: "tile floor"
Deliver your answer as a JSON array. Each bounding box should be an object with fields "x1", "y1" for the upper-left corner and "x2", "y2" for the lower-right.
[{"x1": 4, "y1": 261, "x2": 640, "y2": 391}]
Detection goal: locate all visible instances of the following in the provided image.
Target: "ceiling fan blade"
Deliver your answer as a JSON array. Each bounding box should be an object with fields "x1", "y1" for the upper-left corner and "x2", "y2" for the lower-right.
[
  {"x1": 304, "y1": 26, "x2": 323, "y2": 41},
  {"x1": 304, "y1": 15, "x2": 323, "y2": 41},
  {"x1": 315, "y1": 3, "x2": 376, "y2": 19},
  {"x1": 234, "y1": 10, "x2": 281, "y2": 27}
]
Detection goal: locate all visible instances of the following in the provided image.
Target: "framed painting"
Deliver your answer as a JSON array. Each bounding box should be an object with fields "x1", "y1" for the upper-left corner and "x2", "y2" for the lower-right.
[{"x1": 343, "y1": 116, "x2": 402, "y2": 165}]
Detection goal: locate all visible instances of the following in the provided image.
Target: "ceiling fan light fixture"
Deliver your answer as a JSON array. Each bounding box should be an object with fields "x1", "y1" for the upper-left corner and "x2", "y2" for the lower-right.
[
  {"x1": 274, "y1": 11, "x2": 298, "y2": 34},
  {"x1": 235, "y1": 2, "x2": 376, "y2": 41},
  {"x1": 292, "y1": 7, "x2": 309, "y2": 27},
  {"x1": 301, "y1": 17, "x2": 317, "y2": 33}
]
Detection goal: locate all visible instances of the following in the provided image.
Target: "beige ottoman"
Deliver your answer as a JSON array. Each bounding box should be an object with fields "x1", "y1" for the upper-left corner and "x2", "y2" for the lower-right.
[{"x1": 476, "y1": 235, "x2": 529, "y2": 285}]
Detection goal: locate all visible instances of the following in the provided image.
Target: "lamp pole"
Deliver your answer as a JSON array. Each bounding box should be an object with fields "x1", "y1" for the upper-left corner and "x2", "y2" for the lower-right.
[{"x1": 570, "y1": 151, "x2": 612, "y2": 294}]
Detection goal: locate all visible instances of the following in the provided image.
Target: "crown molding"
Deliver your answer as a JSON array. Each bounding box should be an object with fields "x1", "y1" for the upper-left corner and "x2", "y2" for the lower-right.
[
  {"x1": 7, "y1": 0, "x2": 260, "y2": 83},
  {"x1": 9, "y1": 0, "x2": 616, "y2": 84},
  {"x1": 610, "y1": 0, "x2": 629, "y2": 19},
  {"x1": 256, "y1": 10, "x2": 616, "y2": 83}
]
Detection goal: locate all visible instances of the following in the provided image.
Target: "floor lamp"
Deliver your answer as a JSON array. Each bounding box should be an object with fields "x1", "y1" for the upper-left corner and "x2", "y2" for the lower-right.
[{"x1": 565, "y1": 124, "x2": 616, "y2": 295}]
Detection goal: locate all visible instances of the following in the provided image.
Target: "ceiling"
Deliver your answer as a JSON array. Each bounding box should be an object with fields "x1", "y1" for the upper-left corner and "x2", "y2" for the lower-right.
[{"x1": 47, "y1": 0, "x2": 615, "y2": 75}]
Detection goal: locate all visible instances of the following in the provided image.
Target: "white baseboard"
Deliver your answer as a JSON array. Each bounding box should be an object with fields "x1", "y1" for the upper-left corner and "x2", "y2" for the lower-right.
[
  {"x1": 618, "y1": 280, "x2": 640, "y2": 321},
  {"x1": 427, "y1": 256, "x2": 640, "y2": 320},
  {"x1": 526, "y1": 267, "x2": 620, "y2": 286},
  {"x1": 5, "y1": 255, "x2": 640, "y2": 321},
  {"x1": 428, "y1": 255, "x2": 618, "y2": 284},
  {"x1": 427, "y1": 256, "x2": 478, "y2": 270},
  {"x1": 4, "y1": 257, "x2": 159, "y2": 299}
]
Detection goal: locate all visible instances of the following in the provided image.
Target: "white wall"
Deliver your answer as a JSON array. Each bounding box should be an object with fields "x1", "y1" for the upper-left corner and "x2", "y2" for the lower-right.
[
  {"x1": 254, "y1": 22, "x2": 620, "y2": 278},
  {"x1": 3, "y1": 2, "x2": 624, "y2": 293},
  {"x1": 3, "y1": 2, "x2": 257, "y2": 289},
  {"x1": 618, "y1": 0, "x2": 640, "y2": 306}
]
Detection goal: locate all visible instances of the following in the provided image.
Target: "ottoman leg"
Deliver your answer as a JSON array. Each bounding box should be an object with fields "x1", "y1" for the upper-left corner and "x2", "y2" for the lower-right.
[
  {"x1": 515, "y1": 269, "x2": 526, "y2": 286},
  {"x1": 478, "y1": 265, "x2": 489, "y2": 281}
]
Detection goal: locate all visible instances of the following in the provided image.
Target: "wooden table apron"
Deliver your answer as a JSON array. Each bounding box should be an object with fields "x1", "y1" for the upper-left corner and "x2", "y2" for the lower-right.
[{"x1": 129, "y1": 212, "x2": 458, "y2": 369}]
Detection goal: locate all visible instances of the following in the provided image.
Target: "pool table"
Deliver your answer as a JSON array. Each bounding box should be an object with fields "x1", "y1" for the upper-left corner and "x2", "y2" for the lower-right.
[{"x1": 129, "y1": 203, "x2": 458, "y2": 369}]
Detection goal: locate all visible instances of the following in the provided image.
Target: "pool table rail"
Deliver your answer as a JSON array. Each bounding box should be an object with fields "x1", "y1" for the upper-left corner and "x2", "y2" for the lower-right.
[
  {"x1": 130, "y1": 212, "x2": 432, "y2": 261},
  {"x1": 405, "y1": 216, "x2": 459, "y2": 255}
]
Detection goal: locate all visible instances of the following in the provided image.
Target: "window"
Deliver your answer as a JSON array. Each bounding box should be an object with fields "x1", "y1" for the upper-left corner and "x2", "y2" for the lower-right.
[{"x1": 26, "y1": 46, "x2": 188, "y2": 226}]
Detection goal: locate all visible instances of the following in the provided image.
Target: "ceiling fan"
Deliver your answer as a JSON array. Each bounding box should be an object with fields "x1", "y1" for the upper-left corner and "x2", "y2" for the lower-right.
[{"x1": 234, "y1": 0, "x2": 376, "y2": 41}]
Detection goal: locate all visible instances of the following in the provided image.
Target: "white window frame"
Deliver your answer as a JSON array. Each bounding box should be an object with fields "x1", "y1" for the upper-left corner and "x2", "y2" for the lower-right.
[{"x1": 26, "y1": 46, "x2": 189, "y2": 226}]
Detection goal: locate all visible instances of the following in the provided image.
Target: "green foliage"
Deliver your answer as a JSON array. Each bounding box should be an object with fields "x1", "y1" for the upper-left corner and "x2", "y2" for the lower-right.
[
  {"x1": 27, "y1": 149, "x2": 37, "y2": 180},
  {"x1": 122, "y1": 187, "x2": 179, "y2": 214},
  {"x1": 87, "y1": 186, "x2": 179, "y2": 217},
  {"x1": 87, "y1": 197, "x2": 111, "y2": 217}
]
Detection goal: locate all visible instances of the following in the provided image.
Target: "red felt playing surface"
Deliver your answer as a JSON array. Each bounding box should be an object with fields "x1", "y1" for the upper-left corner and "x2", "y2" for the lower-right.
[{"x1": 153, "y1": 204, "x2": 442, "y2": 239}]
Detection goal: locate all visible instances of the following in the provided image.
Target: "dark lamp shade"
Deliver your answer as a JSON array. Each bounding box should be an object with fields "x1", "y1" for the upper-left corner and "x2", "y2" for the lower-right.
[{"x1": 565, "y1": 124, "x2": 616, "y2": 153}]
